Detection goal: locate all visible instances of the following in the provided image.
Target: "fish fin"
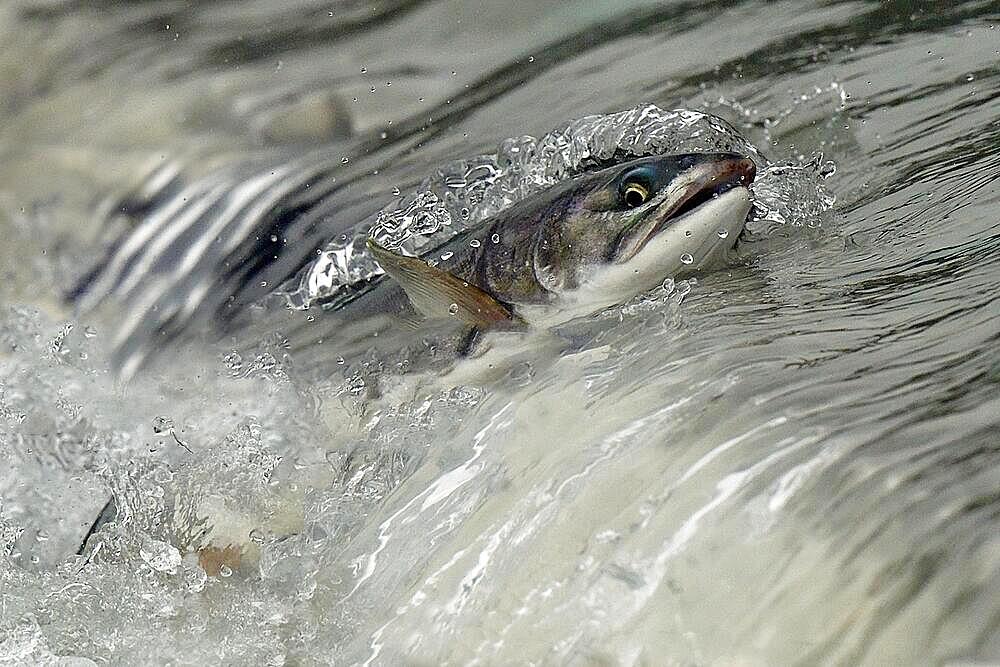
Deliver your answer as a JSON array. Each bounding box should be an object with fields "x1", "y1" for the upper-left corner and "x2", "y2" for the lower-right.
[
  {"x1": 367, "y1": 238, "x2": 518, "y2": 329},
  {"x1": 394, "y1": 309, "x2": 425, "y2": 330}
]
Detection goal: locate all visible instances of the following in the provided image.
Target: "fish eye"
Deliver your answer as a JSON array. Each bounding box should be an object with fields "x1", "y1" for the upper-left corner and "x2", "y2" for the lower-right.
[
  {"x1": 619, "y1": 167, "x2": 655, "y2": 208},
  {"x1": 622, "y1": 182, "x2": 649, "y2": 208}
]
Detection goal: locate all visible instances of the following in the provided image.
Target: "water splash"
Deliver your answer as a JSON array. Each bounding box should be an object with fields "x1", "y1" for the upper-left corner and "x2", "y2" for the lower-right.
[
  {"x1": 750, "y1": 153, "x2": 837, "y2": 233},
  {"x1": 0, "y1": 502, "x2": 24, "y2": 562},
  {"x1": 83, "y1": 418, "x2": 283, "y2": 572},
  {"x1": 281, "y1": 104, "x2": 834, "y2": 310}
]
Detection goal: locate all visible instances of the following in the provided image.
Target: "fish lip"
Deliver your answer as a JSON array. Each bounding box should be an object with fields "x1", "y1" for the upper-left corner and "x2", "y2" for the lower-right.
[{"x1": 615, "y1": 155, "x2": 757, "y2": 262}]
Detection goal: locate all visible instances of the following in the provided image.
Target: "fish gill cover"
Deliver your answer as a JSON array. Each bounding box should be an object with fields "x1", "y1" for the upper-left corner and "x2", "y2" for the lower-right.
[{"x1": 281, "y1": 103, "x2": 836, "y2": 310}]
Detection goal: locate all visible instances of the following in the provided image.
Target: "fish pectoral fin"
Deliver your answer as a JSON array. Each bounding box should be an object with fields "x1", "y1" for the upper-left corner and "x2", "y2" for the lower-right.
[{"x1": 367, "y1": 238, "x2": 519, "y2": 329}]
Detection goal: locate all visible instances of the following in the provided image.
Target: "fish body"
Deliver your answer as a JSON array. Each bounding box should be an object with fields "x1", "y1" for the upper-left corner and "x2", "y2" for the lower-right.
[{"x1": 362, "y1": 152, "x2": 755, "y2": 333}]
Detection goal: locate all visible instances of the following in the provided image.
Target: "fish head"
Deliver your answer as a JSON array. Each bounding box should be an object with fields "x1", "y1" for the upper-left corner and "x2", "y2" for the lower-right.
[{"x1": 531, "y1": 152, "x2": 756, "y2": 305}]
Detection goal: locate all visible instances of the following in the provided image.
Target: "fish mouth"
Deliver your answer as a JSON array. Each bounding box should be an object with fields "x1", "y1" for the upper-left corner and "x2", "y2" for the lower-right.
[{"x1": 615, "y1": 154, "x2": 756, "y2": 262}]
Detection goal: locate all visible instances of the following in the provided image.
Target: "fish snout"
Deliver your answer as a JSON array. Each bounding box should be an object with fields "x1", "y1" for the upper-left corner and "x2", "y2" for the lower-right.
[{"x1": 706, "y1": 154, "x2": 756, "y2": 195}]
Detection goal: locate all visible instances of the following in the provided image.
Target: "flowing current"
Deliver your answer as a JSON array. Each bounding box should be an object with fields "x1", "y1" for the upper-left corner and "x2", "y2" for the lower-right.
[{"x1": 1, "y1": 2, "x2": 999, "y2": 665}]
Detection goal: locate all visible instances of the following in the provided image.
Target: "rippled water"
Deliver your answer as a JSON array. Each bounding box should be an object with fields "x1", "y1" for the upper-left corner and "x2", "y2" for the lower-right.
[{"x1": 1, "y1": 1, "x2": 999, "y2": 665}]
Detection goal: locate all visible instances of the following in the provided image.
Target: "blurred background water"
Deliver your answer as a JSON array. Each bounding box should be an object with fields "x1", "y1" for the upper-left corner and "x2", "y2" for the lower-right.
[{"x1": 1, "y1": 1, "x2": 999, "y2": 665}]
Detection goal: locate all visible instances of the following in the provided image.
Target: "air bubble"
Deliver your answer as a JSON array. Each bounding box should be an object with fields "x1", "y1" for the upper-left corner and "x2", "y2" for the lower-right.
[
  {"x1": 440, "y1": 251, "x2": 454, "y2": 260},
  {"x1": 448, "y1": 303, "x2": 459, "y2": 315},
  {"x1": 391, "y1": 187, "x2": 401, "y2": 196},
  {"x1": 341, "y1": 157, "x2": 350, "y2": 164},
  {"x1": 684, "y1": 230, "x2": 692, "y2": 237},
  {"x1": 680, "y1": 253, "x2": 694, "y2": 265},
  {"x1": 219, "y1": 565, "x2": 233, "y2": 578},
  {"x1": 717, "y1": 229, "x2": 729, "y2": 239},
  {"x1": 469, "y1": 239, "x2": 481, "y2": 248}
]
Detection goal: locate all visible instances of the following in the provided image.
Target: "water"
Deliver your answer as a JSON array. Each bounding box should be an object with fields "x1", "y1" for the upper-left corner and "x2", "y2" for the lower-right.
[{"x1": 2, "y1": 1, "x2": 1000, "y2": 664}]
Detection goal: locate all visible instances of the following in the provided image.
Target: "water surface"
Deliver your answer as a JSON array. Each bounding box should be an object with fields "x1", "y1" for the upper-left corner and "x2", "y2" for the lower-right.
[{"x1": 1, "y1": 1, "x2": 999, "y2": 665}]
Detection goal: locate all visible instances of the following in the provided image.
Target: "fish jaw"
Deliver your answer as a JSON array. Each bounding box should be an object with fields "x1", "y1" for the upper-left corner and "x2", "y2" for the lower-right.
[{"x1": 517, "y1": 186, "x2": 751, "y2": 328}]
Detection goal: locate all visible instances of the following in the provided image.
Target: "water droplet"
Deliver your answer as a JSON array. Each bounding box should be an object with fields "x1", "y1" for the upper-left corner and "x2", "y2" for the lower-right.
[
  {"x1": 360, "y1": 66, "x2": 367, "y2": 73},
  {"x1": 336, "y1": 356, "x2": 345, "y2": 365},
  {"x1": 83, "y1": 325, "x2": 98, "y2": 338},
  {"x1": 491, "y1": 233, "x2": 500, "y2": 244},
  {"x1": 306, "y1": 315, "x2": 315, "y2": 322},
  {"x1": 391, "y1": 186, "x2": 401, "y2": 196},
  {"x1": 341, "y1": 157, "x2": 350, "y2": 164},
  {"x1": 684, "y1": 230, "x2": 692, "y2": 237},
  {"x1": 448, "y1": 303, "x2": 459, "y2": 315},
  {"x1": 35, "y1": 529, "x2": 50, "y2": 542},
  {"x1": 219, "y1": 565, "x2": 233, "y2": 578},
  {"x1": 528, "y1": 55, "x2": 535, "y2": 63},
  {"x1": 440, "y1": 251, "x2": 454, "y2": 261},
  {"x1": 270, "y1": 234, "x2": 279, "y2": 242},
  {"x1": 469, "y1": 239, "x2": 481, "y2": 248},
  {"x1": 369, "y1": 86, "x2": 376, "y2": 93},
  {"x1": 680, "y1": 253, "x2": 694, "y2": 265},
  {"x1": 717, "y1": 229, "x2": 729, "y2": 239}
]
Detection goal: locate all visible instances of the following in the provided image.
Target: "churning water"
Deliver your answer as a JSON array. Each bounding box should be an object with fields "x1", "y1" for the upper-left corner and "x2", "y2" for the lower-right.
[{"x1": 1, "y1": 1, "x2": 999, "y2": 665}]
